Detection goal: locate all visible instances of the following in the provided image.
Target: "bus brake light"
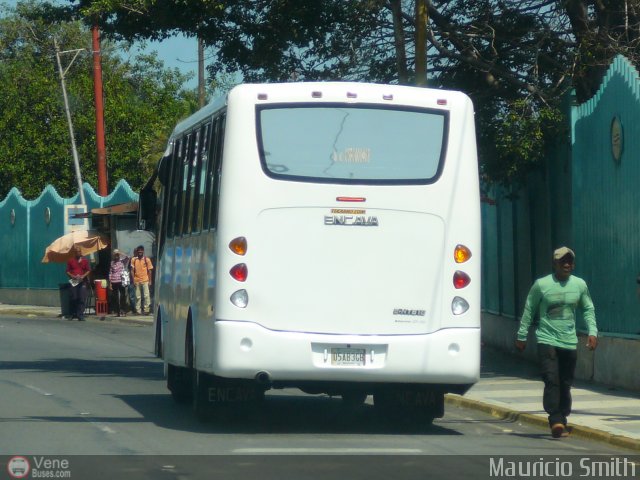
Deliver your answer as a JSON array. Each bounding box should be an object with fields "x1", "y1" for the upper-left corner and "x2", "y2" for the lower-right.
[
  {"x1": 230, "y1": 263, "x2": 248, "y2": 282},
  {"x1": 229, "y1": 237, "x2": 247, "y2": 255},
  {"x1": 453, "y1": 271, "x2": 470, "y2": 289},
  {"x1": 336, "y1": 197, "x2": 366, "y2": 202}
]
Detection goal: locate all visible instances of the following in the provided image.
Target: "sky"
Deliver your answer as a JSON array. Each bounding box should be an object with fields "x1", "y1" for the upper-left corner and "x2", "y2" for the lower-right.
[
  {"x1": 133, "y1": 35, "x2": 202, "y2": 89},
  {"x1": 3, "y1": 0, "x2": 203, "y2": 89}
]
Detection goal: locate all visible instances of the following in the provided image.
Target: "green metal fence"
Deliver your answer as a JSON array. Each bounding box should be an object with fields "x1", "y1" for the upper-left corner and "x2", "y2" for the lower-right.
[
  {"x1": 0, "y1": 180, "x2": 138, "y2": 291},
  {"x1": 482, "y1": 55, "x2": 640, "y2": 336}
]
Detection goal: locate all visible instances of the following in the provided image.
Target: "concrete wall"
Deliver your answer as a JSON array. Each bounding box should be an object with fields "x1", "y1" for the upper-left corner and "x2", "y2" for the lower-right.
[
  {"x1": 0, "y1": 288, "x2": 60, "y2": 308},
  {"x1": 482, "y1": 312, "x2": 640, "y2": 392}
]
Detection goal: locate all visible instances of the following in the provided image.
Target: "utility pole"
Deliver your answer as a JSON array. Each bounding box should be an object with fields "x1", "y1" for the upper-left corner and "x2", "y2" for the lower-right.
[
  {"x1": 92, "y1": 25, "x2": 108, "y2": 196},
  {"x1": 198, "y1": 36, "x2": 206, "y2": 108},
  {"x1": 54, "y1": 37, "x2": 86, "y2": 206},
  {"x1": 415, "y1": 0, "x2": 428, "y2": 86}
]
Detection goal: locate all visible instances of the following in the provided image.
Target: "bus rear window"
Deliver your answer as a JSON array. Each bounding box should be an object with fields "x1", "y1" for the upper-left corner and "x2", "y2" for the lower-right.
[{"x1": 257, "y1": 104, "x2": 447, "y2": 184}]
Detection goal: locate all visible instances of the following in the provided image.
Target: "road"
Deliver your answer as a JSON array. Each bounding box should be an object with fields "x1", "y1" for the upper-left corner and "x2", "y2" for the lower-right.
[{"x1": 0, "y1": 315, "x2": 635, "y2": 479}]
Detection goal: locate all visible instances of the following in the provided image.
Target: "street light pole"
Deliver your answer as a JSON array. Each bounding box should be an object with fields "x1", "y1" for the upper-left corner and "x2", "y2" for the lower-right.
[
  {"x1": 92, "y1": 25, "x2": 108, "y2": 197},
  {"x1": 54, "y1": 37, "x2": 86, "y2": 205},
  {"x1": 198, "y1": 36, "x2": 206, "y2": 108}
]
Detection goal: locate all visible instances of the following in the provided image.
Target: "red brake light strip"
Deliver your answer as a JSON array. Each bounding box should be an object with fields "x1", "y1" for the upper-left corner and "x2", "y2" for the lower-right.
[{"x1": 336, "y1": 197, "x2": 366, "y2": 202}]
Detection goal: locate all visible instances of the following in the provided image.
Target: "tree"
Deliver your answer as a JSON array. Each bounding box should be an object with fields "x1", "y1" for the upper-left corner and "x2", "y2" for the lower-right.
[
  {"x1": 34, "y1": 0, "x2": 640, "y2": 187},
  {"x1": 0, "y1": 2, "x2": 197, "y2": 199}
]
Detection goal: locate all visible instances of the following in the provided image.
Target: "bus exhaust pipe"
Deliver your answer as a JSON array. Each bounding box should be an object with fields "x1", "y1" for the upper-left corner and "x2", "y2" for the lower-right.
[{"x1": 255, "y1": 371, "x2": 272, "y2": 386}]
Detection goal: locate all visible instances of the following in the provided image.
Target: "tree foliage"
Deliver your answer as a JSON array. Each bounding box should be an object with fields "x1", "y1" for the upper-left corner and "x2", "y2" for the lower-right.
[
  {"x1": 29, "y1": 0, "x2": 640, "y2": 187},
  {"x1": 0, "y1": 2, "x2": 197, "y2": 199}
]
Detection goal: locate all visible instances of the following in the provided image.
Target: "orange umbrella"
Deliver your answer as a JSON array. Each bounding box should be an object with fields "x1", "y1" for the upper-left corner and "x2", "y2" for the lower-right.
[{"x1": 42, "y1": 229, "x2": 110, "y2": 263}]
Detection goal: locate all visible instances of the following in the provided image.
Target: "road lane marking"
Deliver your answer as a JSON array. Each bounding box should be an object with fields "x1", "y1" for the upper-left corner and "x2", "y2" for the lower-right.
[{"x1": 25, "y1": 385, "x2": 52, "y2": 396}]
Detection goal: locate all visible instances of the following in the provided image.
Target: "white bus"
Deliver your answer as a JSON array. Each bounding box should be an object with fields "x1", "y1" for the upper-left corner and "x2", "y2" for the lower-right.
[{"x1": 149, "y1": 82, "x2": 481, "y2": 423}]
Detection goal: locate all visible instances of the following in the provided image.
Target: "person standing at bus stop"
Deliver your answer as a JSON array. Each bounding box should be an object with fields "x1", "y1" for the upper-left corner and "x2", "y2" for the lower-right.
[
  {"x1": 108, "y1": 249, "x2": 129, "y2": 317},
  {"x1": 131, "y1": 245, "x2": 153, "y2": 315},
  {"x1": 66, "y1": 247, "x2": 91, "y2": 321},
  {"x1": 515, "y1": 247, "x2": 598, "y2": 439}
]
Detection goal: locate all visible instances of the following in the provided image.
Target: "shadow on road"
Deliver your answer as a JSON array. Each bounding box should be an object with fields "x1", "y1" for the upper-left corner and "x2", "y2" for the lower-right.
[
  {"x1": 115, "y1": 392, "x2": 464, "y2": 436},
  {"x1": 0, "y1": 358, "x2": 163, "y2": 381}
]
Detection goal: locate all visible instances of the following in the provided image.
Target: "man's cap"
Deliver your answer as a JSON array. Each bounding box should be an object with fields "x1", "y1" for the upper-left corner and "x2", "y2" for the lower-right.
[
  {"x1": 553, "y1": 246, "x2": 575, "y2": 260},
  {"x1": 112, "y1": 249, "x2": 120, "y2": 255}
]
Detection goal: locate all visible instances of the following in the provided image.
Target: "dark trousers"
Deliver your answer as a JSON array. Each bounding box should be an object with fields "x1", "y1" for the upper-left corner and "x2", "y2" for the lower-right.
[
  {"x1": 537, "y1": 343, "x2": 577, "y2": 426},
  {"x1": 110, "y1": 282, "x2": 126, "y2": 315},
  {"x1": 69, "y1": 283, "x2": 87, "y2": 319}
]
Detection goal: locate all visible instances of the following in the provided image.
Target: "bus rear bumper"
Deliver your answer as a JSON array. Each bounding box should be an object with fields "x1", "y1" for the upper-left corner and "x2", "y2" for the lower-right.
[{"x1": 208, "y1": 321, "x2": 480, "y2": 388}]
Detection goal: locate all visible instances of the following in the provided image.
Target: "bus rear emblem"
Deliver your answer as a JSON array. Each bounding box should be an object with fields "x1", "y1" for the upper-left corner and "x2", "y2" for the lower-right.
[
  {"x1": 393, "y1": 308, "x2": 426, "y2": 316},
  {"x1": 324, "y1": 215, "x2": 379, "y2": 226}
]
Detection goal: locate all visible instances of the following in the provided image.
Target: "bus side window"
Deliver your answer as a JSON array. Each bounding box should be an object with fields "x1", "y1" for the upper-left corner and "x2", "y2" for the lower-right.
[
  {"x1": 202, "y1": 117, "x2": 219, "y2": 230},
  {"x1": 167, "y1": 137, "x2": 184, "y2": 239},
  {"x1": 209, "y1": 115, "x2": 226, "y2": 228},
  {"x1": 175, "y1": 134, "x2": 191, "y2": 236},
  {"x1": 192, "y1": 122, "x2": 210, "y2": 233},
  {"x1": 158, "y1": 150, "x2": 173, "y2": 255},
  {"x1": 182, "y1": 131, "x2": 199, "y2": 235}
]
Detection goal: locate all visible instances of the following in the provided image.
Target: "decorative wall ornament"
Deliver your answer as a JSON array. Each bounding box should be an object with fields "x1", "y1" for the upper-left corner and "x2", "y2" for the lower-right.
[{"x1": 611, "y1": 116, "x2": 623, "y2": 163}]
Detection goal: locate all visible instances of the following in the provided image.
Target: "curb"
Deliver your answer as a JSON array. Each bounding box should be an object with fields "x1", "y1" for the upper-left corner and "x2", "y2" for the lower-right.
[
  {"x1": 0, "y1": 310, "x2": 58, "y2": 318},
  {"x1": 0, "y1": 309, "x2": 153, "y2": 327},
  {"x1": 445, "y1": 394, "x2": 640, "y2": 452},
  {"x1": 114, "y1": 316, "x2": 154, "y2": 327}
]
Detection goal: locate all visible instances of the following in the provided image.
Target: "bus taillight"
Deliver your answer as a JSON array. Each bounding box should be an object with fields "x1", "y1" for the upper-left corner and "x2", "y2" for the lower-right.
[
  {"x1": 454, "y1": 244, "x2": 472, "y2": 263},
  {"x1": 229, "y1": 237, "x2": 247, "y2": 255},
  {"x1": 453, "y1": 271, "x2": 470, "y2": 289},
  {"x1": 230, "y1": 263, "x2": 248, "y2": 282}
]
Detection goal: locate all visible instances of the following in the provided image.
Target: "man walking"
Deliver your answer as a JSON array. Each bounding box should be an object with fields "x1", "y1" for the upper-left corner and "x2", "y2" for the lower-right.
[
  {"x1": 515, "y1": 246, "x2": 598, "y2": 438},
  {"x1": 130, "y1": 245, "x2": 153, "y2": 315}
]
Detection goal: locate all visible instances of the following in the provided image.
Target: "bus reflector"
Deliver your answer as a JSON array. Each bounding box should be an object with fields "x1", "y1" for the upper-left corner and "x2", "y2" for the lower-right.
[
  {"x1": 454, "y1": 244, "x2": 472, "y2": 263},
  {"x1": 229, "y1": 237, "x2": 247, "y2": 255},
  {"x1": 453, "y1": 271, "x2": 471, "y2": 289},
  {"x1": 230, "y1": 263, "x2": 248, "y2": 282},
  {"x1": 231, "y1": 289, "x2": 248, "y2": 308},
  {"x1": 451, "y1": 296, "x2": 469, "y2": 315}
]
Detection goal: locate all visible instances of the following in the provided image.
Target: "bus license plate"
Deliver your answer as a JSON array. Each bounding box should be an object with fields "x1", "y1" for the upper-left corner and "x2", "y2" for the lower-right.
[{"x1": 331, "y1": 348, "x2": 366, "y2": 366}]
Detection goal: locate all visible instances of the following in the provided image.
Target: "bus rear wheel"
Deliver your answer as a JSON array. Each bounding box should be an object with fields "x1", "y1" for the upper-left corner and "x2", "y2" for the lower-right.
[
  {"x1": 373, "y1": 388, "x2": 443, "y2": 427},
  {"x1": 167, "y1": 364, "x2": 193, "y2": 404},
  {"x1": 192, "y1": 372, "x2": 266, "y2": 423},
  {"x1": 341, "y1": 391, "x2": 368, "y2": 408},
  {"x1": 192, "y1": 371, "x2": 213, "y2": 422}
]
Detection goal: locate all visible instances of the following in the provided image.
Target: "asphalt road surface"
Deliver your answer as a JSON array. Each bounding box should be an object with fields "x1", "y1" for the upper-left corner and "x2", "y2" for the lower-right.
[{"x1": 0, "y1": 315, "x2": 635, "y2": 479}]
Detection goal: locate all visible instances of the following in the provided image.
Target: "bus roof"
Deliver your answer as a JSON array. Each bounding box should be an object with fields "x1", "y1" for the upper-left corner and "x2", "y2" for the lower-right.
[{"x1": 170, "y1": 94, "x2": 227, "y2": 139}]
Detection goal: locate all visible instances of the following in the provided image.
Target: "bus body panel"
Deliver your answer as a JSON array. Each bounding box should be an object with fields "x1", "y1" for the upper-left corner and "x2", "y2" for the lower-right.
[
  {"x1": 252, "y1": 207, "x2": 445, "y2": 335},
  {"x1": 211, "y1": 321, "x2": 480, "y2": 384},
  {"x1": 157, "y1": 82, "x2": 481, "y2": 391}
]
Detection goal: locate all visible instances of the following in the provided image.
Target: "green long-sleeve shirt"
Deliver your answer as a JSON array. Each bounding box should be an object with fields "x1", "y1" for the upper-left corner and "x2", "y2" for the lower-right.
[{"x1": 516, "y1": 274, "x2": 597, "y2": 349}]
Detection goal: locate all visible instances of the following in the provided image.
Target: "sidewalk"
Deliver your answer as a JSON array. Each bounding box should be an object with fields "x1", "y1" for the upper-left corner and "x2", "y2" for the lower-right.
[
  {"x1": 447, "y1": 345, "x2": 640, "y2": 451},
  {"x1": 1, "y1": 303, "x2": 639, "y2": 451},
  {"x1": 0, "y1": 303, "x2": 154, "y2": 327}
]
